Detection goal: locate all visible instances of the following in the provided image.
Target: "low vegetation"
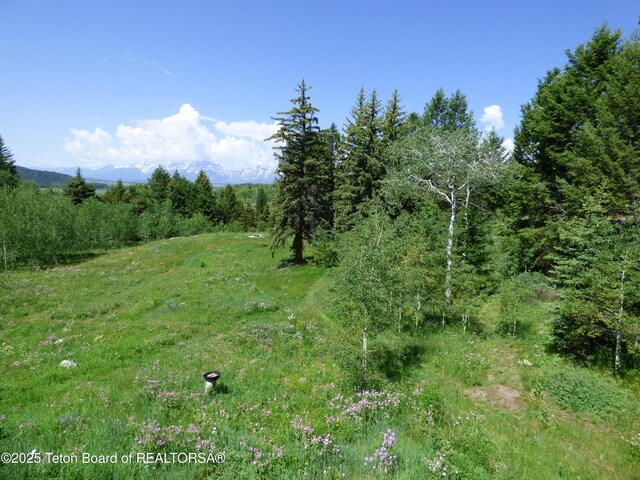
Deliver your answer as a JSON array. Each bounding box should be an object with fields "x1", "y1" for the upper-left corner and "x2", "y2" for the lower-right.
[{"x1": 1, "y1": 234, "x2": 638, "y2": 478}]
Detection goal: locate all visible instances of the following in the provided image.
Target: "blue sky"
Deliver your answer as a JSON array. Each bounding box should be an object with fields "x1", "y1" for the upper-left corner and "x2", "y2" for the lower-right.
[{"x1": 0, "y1": 0, "x2": 638, "y2": 176}]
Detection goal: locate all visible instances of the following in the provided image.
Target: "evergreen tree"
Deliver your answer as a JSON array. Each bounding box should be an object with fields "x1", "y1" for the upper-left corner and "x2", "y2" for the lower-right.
[
  {"x1": 382, "y1": 89, "x2": 406, "y2": 145},
  {"x1": 194, "y1": 171, "x2": 218, "y2": 222},
  {"x1": 219, "y1": 185, "x2": 240, "y2": 225},
  {"x1": 268, "y1": 80, "x2": 326, "y2": 264},
  {"x1": 255, "y1": 185, "x2": 268, "y2": 220},
  {"x1": 103, "y1": 179, "x2": 127, "y2": 204},
  {"x1": 308, "y1": 125, "x2": 337, "y2": 237},
  {"x1": 552, "y1": 215, "x2": 640, "y2": 374},
  {"x1": 147, "y1": 167, "x2": 172, "y2": 204},
  {"x1": 169, "y1": 171, "x2": 195, "y2": 216},
  {"x1": 514, "y1": 25, "x2": 621, "y2": 200},
  {"x1": 0, "y1": 135, "x2": 19, "y2": 188},
  {"x1": 63, "y1": 168, "x2": 96, "y2": 205},
  {"x1": 334, "y1": 88, "x2": 384, "y2": 232},
  {"x1": 239, "y1": 199, "x2": 256, "y2": 231},
  {"x1": 423, "y1": 88, "x2": 475, "y2": 133},
  {"x1": 510, "y1": 25, "x2": 627, "y2": 270}
]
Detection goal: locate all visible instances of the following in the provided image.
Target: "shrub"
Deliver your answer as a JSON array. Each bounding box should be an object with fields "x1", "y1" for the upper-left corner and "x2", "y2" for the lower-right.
[
  {"x1": 529, "y1": 366, "x2": 632, "y2": 417},
  {"x1": 496, "y1": 272, "x2": 550, "y2": 338}
]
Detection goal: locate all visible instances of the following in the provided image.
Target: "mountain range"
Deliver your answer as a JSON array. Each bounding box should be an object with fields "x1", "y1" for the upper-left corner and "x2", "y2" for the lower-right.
[{"x1": 57, "y1": 161, "x2": 276, "y2": 185}]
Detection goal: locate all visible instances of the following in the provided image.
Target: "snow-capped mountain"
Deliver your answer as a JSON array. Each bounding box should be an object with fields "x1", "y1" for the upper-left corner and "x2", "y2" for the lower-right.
[{"x1": 58, "y1": 161, "x2": 276, "y2": 185}]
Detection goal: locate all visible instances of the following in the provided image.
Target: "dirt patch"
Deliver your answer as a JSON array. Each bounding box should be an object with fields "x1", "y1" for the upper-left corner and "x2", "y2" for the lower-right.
[{"x1": 465, "y1": 384, "x2": 525, "y2": 411}]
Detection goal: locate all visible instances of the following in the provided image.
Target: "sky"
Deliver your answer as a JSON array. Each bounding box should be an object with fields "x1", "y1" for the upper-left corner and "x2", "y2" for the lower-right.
[{"x1": 0, "y1": 0, "x2": 638, "y2": 177}]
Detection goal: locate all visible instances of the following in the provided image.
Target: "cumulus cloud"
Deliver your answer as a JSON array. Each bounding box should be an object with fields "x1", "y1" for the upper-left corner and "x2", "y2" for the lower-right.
[
  {"x1": 63, "y1": 104, "x2": 279, "y2": 171},
  {"x1": 480, "y1": 104, "x2": 505, "y2": 132},
  {"x1": 501, "y1": 137, "x2": 515, "y2": 155}
]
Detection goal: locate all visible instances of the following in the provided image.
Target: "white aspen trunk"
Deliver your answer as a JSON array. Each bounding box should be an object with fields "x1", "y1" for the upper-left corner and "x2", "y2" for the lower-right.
[
  {"x1": 462, "y1": 182, "x2": 471, "y2": 259},
  {"x1": 2, "y1": 238, "x2": 7, "y2": 272},
  {"x1": 362, "y1": 327, "x2": 368, "y2": 375},
  {"x1": 615, "y1": 266, "x2": 626, "y2": 376},
  {"x1": 444, "y1": 189, "x2": 456, "y2": 312},
  {"x1": 398, "y1": 293, "x2": 402, "y2": 332},
  {"x1": 415, "y1": 290, "x2": 421, "y2": 330}
]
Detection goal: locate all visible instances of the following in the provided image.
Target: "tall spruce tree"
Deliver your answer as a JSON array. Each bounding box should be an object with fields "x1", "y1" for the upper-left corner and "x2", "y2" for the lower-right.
[
  {"x1": 147, "y1": 167, "x2": 172, "y2": 204},
  {"x1": 269, "y1": 80, "x2": 327, "y2": 264},
  {"x1": 423, "y1": 88, "x2": 475, "y2": 133},
  {"x1": 169, "y1": 171, "x2": 195, "y2": 216},
  {"x1": 382, "y1": 89, "x2": 406, "y2": 145},
  {"x1": 103, "y1": 179, "x2": 127, "y2": 204},
  {"x1": 219, "y1": 185, "x2": 239, "y2": 225},
  {"x1": 334, "y1": 88, "x2": 384, "y2": 232},
  {"x1": 255, "y1": 185, "x2": 268, "y2": 220},
  {"x1": 194, "y1": 171, "x2": 217, "y2": 222},
  {"x1": 0, "y1": 135, "x2": 19, "y2": 188},
  {"x1": 63, "y1": 168, "x2": 96, "y2": 205},
  {"x1": 510, "y1": 25, "x2": 626, "y2": 270}
]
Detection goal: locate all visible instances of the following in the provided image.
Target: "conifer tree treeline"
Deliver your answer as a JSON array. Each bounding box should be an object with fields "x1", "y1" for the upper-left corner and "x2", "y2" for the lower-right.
[{"x1": 509, "y1": 25, "x2": 640, "y2": 372}]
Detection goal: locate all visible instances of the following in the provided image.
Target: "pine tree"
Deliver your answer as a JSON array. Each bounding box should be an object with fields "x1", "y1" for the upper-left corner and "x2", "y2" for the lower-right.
[
  {"x1": 103, "y1": 179, "x2": 127, "y2": 204},
  {"x1": 63, "y1": 168, "x2": 96, "y2": 205},
  {"x1": 219, "y1": 185, "x2": 239, "y2": 225},
  {"x1": 147, "y1": 167, "x2": 172, "y2": 204},
  {"x1": 382, "y1": 89, "x2": 406, "y2": 145},
  {"x1": 269, "y1": 80, "x2": 327, "y2": 264},
  {"x1": 169, "y1": 171, "x2": 195, "y2": 216},
  {"x1": 194, "y1": 171, "x2": 218, "y2": 222},
  {"x1": 334, "y1": 88, "x2": 384, "y2": 232},
  {"x1": 239, "y1": 199, "x2": 256, "y2": 231},
  {"x1": 510, "y1": 25, "x2": 626, "y2": 270},
  {"x1": 0, "y1": 135, "x2": 19, "y2": 188},
  {"x1": 255, "y1": 185, "x2": 268, "y2": 220},
  {"x1": 423, "y1": 88, "x2": 475, "y2": 133}
]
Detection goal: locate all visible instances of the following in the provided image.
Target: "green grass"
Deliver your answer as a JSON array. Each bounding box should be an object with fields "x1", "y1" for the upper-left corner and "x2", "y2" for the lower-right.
[{"x1": 1, "y1": 233, "x2": 639, "y2": 479}]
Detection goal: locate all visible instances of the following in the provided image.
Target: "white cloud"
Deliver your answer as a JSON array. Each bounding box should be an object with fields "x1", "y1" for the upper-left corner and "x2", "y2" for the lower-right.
[
  {"x1": 63, "y1": 104, "x2": 279, "y2": 171},
  {"x1": 480, "y1": 104, "x2": 505, "y2": 132},
  {"x1": 502, "y1": 137, "x2": 514, "y2": 155},
  {"x1": 214, "y1": 120, "x2": 277, "y2": 142}
]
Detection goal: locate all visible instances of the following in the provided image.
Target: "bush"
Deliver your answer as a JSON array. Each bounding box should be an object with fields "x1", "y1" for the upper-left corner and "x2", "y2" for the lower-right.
[
  {"x1": 528, "y1": 366, "x2": 632, "y2": 417},
  {"x1": 496, "y1": 272, "x2": 550, "y2": 338},
  {"x1": 309, "y1": 229, "x2": 339, "y2": 268}
]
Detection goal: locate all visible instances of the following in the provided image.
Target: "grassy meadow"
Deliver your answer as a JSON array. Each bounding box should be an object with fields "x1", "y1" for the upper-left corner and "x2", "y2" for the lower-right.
[{"x1": 0, "y1": 233, "x2": 638, "y2": 479}]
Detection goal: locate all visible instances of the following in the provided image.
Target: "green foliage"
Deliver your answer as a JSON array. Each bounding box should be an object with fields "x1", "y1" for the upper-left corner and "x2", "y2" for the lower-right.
[
  {"x1": 219, "y1": 184, "x2": 240, "y2": 224},
  {"x1": 102, "y1": 179, "x2": 127, "y2": 204},
  {"x1": 332, "y1": 202, "x2": 445, "y2": 384},
  {"x1": 510, "y1": 26, "x2": 640, "y2": 273},
  {"x1": 423, "y1": 88, "x2": 476, "y2": 133},
  {"x1": 334, "y1": 88, "x2": 384, "y2": 232},
  {"x1": 550, "y1": 219, "x2": 640, "y2": 371},
  {"x1": 147, "y1": 166, "x2": 172, "y2": 203},
  {"x1": 496, "y1": 273, "x2": 550, "y2": 338},
  {"x1": 269, "y1": 80, "x2": 332, "y2": 264},
  {"x1": 308, "y1": 228, "x2": 339, "y2": 268},
  {"x1": 530, "y1": 366, "x2": 632, "y2": 417},
  {"x1": 0, "y1": 135, "x2": 18, "y2": 188},
  {"x1": 63, "y1": 167, "x2": 96, "y2": 205}
]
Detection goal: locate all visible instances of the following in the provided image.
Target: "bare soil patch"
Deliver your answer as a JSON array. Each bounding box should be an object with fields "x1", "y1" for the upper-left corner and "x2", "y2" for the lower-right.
[{"x1": 465, "y1": 383, "x2": 525, "y2": 411}]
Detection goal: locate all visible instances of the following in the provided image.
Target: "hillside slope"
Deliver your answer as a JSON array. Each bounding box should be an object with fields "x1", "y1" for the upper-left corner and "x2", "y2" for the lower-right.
[{"x1": 0, "y1": 233, "x2": 638, "y2": 479}]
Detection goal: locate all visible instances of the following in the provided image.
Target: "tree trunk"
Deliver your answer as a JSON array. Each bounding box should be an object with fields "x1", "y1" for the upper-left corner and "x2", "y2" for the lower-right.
[
  {"x1": 462, "y1": 182, "x2": 471, "y2": 259},
  {"x1": 614, "y1": 266, "x2": 626, "y2": 376},
  {"x1": 2, "y1": 238, "x2": 6, "y2": 272},
  {"x1": 293, "y1": 227, "x2": 304, "y2": 265},
  {"x1": 362, "y1": 326, "x2": 368, "y2": 375},
  {"x1": 444, "y1": 189, "x2": 456, "y2": 311}
]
